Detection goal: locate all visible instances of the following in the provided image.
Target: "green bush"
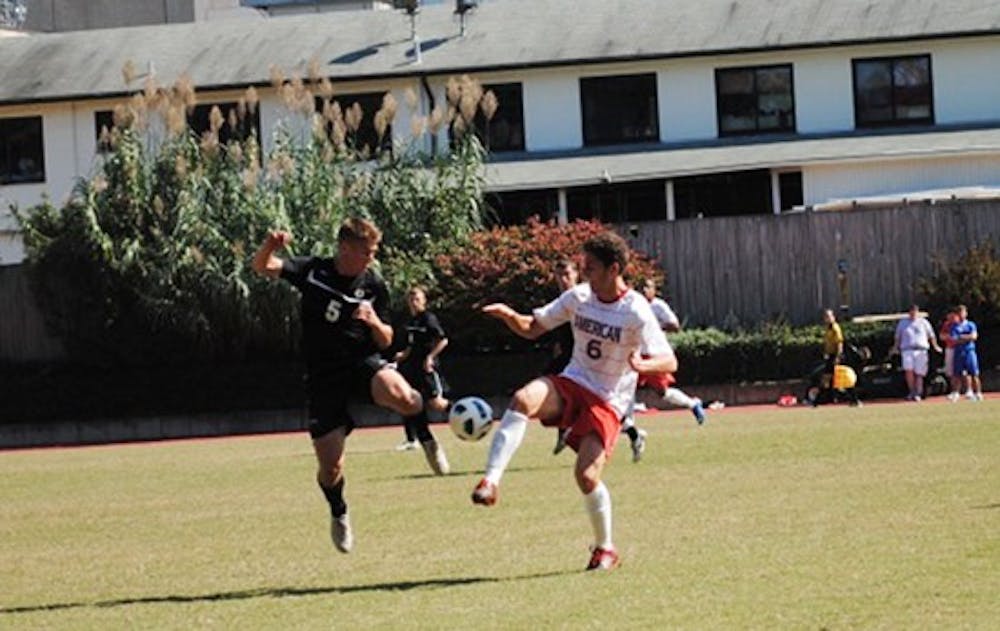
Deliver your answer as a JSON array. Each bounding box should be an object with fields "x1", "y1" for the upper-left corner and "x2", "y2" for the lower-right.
[
  {"x1": 916, "y1": 239, "x2": 1000, "y2": 329},
  {"x1": 14, "y1": 75, "x2": 490, "y2": 367},
  {"x1": 671, "y1": 321, "x2": 895, "y2": 384}
]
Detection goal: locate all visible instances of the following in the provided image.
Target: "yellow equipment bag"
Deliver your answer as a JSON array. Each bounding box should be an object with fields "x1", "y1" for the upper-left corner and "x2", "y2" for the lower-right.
[{"x1": 833, "y1": 365, "x2": 857, "y2": 389}]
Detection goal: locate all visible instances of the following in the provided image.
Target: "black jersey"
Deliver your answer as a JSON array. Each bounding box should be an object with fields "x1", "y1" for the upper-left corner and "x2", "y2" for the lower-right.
[
  {"x1": 280, "y1": 256, "x2": 391, "y2": 371},
  {"x1": 402, "y1": 311, "x2": 447, "y2": 365}
]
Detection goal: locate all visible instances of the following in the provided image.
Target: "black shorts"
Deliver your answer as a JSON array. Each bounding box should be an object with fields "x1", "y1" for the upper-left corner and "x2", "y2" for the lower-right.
[
  {"x1": 306, "y1": 354, "x2": 387, "y2": 439},
  {"x1": 399, "y1": 362, "x2": 448, "y2": 400}
]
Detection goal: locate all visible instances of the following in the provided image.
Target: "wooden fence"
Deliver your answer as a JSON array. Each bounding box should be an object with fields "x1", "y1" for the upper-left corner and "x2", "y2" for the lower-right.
[
  {"x1": 2, "y1": 200, "x2": 999, "y2": 362},
  {"x1": 624, "y1": 200, "x2": 1000, "y2": 326}
]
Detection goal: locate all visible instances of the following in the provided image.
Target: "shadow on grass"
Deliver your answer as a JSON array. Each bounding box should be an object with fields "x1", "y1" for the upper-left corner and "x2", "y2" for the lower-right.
[
  {"x1": 383, "y1": 463, "x2": 565, "y2": 482},
  {"x1": 0, "y1": 569, "x2": 574, "y2": 615}
]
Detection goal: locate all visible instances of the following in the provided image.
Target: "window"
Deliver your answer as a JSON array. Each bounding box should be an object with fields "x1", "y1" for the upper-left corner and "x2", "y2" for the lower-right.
[
  {"x1": 94, "y1": 102, "x2": 262, "y2": 149},
  {"x1": 716, "y1": 64, "x2": 795, "y2": 136},
  {"x1": 580, "y1": 73, "x2": 659, "y2": 146},
  {"x1": 567, "y1": 180, "x2": 666, "y2": 223},
  {"x1": 673, "y1": 170, "x2": 772, "y2": 218},
  {"x1": 315, "y1": 91, "x2": 392, "y2": 156},
  {"x1": 486, "y1": 189, "x2": 558, "y2": 226},
  {"x1": 188, "y1": 102, "x2": 261, "y2": 145},
  {"x1": 474, "y1": 83, "x2": 525, "y2": 153},
  {"x1": 0, "y1": 116, "x2": 45, "y2": 185},
  {"x1": 778, "y1": 171, "x2": 803, "y2": 211},
  {"x1": 853, "y1": 55, "x2": 933, "y2": 127},
  {"x1": 94, "y1": 110, "x2": 114, "y2": 152}
]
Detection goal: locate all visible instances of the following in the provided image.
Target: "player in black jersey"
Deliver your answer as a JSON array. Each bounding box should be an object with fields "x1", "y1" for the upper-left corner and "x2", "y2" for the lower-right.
[
  {"x1": 546, "y1": 260, "x2": 580, "y2": 454},
  {"x1": 251, "y1": 217, "x2": 448, "y2": 555},
  {"x1": 393, "y1": 286, "x2": 452, "y2": 451}
]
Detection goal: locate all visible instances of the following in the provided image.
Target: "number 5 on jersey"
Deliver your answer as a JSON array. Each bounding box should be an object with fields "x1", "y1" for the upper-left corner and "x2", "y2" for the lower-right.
[{"x1": 325, "y1": 299, "x2": 342, "y2": 323}]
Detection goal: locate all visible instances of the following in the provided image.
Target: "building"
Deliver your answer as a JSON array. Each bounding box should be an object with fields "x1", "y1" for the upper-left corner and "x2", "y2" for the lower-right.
[{"x1": 2, "y1": 0, "x2": 1000, "y2": 265}]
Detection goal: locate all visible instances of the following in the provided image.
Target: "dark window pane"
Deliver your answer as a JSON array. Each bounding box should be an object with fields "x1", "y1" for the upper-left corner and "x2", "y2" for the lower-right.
[
  {"x1": 476, "y1": 83, "x2": 524, "y2": 153},
  {"x1": 0, "y1": 116, "x2": 45, "y2": 184},
  {"x1": 717, "y1": 65, "x2": 794, "y2": 135},
  {"x1": 778, "y1": 171, "x2": 803, "y2": 211},
  {"x1": 486, "y1": 189, "x2": 558, "y2": 226},
  {"x1": 673, "y1": 170, "x2": 772, "y2": 218},
  {"x1": 315, "y1": 91, "x2": 392, "y2": 156},
  {"x1": 567, "y1": 180, "x2": 665, "y2": 223},
  {"x1": 94, "y1": 110, "x2": 114, "y2": 152},
  {"x1": 189, "y1": 101, "x2": 262, "y2": 145},
  {"x1": 580, "y1": 73, "x2": 659, "y2": 146},
  {"x1": 854, "y1": 55, "x2": 932, "y2": 127}
]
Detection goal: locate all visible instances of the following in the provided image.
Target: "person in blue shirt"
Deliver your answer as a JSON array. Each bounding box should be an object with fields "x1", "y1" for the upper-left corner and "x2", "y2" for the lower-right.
[{"x1": 949, "y1": 304, "x2": 983, "y2": 401}]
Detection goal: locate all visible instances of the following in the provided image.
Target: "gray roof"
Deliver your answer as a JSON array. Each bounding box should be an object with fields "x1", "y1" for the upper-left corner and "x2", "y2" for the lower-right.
[
  {"x1": 484, "y1": 126, "x2": 1000, "y2": 191},
  {"x1": 2, "y1": 0, "x2": 1000, "y2": 105}
]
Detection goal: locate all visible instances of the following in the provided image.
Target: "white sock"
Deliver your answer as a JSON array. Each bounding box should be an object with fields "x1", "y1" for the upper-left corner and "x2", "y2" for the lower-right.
[
  {"x1": 483, "y1": 409, "x2": 528, "y2": 485},
  {"x1": 664, "y1": 387, "x2": 696, "y2": 409},
  {"x1": 583, "y1": 482, "x2": 613, "y2": 549},
  {"x1": 620, "y1": 415, "x2": 635, "y2": 431}
]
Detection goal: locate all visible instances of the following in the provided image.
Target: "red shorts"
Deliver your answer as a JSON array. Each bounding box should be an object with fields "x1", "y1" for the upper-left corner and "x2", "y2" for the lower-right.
[
  {"x1": 546, "y1": 375, "x2": 621, "y2": 456},
  {"x1": 637, "y1": 371, "x2": 675, "y2": 393}
]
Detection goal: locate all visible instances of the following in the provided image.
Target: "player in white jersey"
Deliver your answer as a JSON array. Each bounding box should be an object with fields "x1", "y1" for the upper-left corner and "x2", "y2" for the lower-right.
[
  {"x1": 471, "y1": 231, "x2": 677, "y2": 571},
  {"x1": 633, "y1": 279, "x2": 706, "y2": 425}
]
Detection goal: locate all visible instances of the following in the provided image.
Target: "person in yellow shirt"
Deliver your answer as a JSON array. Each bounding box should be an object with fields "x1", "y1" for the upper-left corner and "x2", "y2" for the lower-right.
[{"x1": 814, "y1": 309, "x2": 861, "y2": 406}]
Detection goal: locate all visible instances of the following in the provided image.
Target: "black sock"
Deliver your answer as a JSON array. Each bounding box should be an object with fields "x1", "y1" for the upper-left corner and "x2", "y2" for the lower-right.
[
  {"x1": 319, "y1": 477, "x2": 347, "y2": 518},
  {"x1": 406, "y1": 409, "x2": 434, "y2": 443},
  {"x1": 624, "y1": 426, "x2": 639, "y2": 441}
]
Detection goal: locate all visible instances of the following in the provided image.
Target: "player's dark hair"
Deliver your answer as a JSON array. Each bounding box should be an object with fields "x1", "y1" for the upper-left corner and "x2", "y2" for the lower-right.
[
  {"x1": 338, "y1": 217, "x2": 382, "y2": 244},
  {"x1": 583, "y1": 231, "x2": 629, "y2": 272},
  {"x1": 555, "y1": 259, "x2": 577, "y2": 272}
]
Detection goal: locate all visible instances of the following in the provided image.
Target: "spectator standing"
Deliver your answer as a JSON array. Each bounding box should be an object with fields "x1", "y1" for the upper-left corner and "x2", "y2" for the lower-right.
[
  {"x1": 891, "y1": 305, "x2": 942, "y2": 401},
  {"x1": 949, "y1": 305, "x2": 984, "y2": 401}
]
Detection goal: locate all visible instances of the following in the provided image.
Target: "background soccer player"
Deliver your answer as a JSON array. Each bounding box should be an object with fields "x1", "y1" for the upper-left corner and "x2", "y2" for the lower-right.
[
  {"x1": 472, "y1": 231, "x2": 677, "y2": 571},
  {"x1": 392, "y1": 285, "x2": 453, "y2": 472}
]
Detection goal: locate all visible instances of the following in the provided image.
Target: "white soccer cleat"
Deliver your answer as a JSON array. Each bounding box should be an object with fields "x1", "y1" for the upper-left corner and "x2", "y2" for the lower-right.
[
  {"x1": 631, "y1": 428, "x2": 648, "y2": 463},
  {"x1": 395, "y1": 440, "x2": 418, "y2": 452},
  {"x1": 422, "y1": 440, "x2": 450, "y2": 475},
  {"x1": 947, "y1": 391, "x2": 960, "y2": 403},
  {"x1": 331, "y1": 512, "x2": 353, "y2": 553}
]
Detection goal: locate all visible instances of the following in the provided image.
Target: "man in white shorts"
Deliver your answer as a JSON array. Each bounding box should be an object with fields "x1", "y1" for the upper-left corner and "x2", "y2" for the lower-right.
[
  {"x1": 891, "y1": 304, "x2": 942, "y2": 401},
  {"x1": 471, "y1": 231, "x2": 677, "y2": 571}
]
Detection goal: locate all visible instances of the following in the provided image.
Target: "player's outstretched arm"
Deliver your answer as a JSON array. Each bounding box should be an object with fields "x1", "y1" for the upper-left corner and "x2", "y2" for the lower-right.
[
  {"x1": 482, "y1": 303, "x2": 547, "y2": 340},
  {"x1": 629, "y1": 351, "x2": 678, "y2": 375},
  {"x1": 252, "y1": 230, "x2": 292, "y2": 279}
]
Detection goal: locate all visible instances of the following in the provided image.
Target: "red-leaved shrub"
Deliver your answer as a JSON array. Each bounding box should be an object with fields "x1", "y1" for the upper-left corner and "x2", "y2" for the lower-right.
[{"x1": 433, "y1": 218, "x2": 663, "y2": 352}]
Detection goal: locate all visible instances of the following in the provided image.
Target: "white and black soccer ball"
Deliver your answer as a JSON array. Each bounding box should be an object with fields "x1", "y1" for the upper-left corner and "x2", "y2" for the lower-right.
[{"x1": 448, "y1": 396, "x2": 494, "y2": 442}]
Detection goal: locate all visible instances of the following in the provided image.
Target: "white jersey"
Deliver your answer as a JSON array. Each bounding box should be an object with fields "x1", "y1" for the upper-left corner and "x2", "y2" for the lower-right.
[
  {"x1": 534, "y1": 284, "x2": 673, "y2": 417},
  {"x1": 649, "y1": 297, "x2": 679, "y2": 330}
]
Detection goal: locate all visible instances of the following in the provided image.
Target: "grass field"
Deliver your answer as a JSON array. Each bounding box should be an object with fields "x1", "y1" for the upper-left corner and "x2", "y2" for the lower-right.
[{"x1": 1, "y1": 398, "x2": 998, "y2": 630}]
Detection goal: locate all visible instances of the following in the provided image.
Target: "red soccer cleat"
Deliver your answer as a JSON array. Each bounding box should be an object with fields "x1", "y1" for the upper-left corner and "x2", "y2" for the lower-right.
[
  {"x1": 586, "y1": 546, "x2": 620, "y2": 571},
  {"x1": 471, "y1": 478, "x2": 498, "y2": 506}
]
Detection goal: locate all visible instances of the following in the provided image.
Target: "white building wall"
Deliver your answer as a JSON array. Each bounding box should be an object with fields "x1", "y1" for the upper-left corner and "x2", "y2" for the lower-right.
[
  {"x1": 521, "y1": 71, "x2": 582, "y2": 151},
  {"x1": 658, "y1": 60, "x2": 718, "y2": 142},
  {"x1": 932, "y1": 37, "x2": 1000, "y2": 124},
  {"x1": 803, "y1": 154, "x2": 1000, "y2": 206},
  {"x1": 792, "y1": 50, "x2": 856, "y2": 133}
]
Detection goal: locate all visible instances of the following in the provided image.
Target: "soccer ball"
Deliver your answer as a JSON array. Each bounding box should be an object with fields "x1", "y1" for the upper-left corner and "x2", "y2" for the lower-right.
[{"x1": 448, "y1": 396, "x2": 494, "y2": 441}]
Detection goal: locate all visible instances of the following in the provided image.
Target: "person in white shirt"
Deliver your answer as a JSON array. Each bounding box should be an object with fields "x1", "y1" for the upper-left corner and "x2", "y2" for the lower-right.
[
  {"x1": 636, "y1": 278, "x2": 706, "y2": 424},
  {"x1": 471, "y1": 231, "x2": 677, "y2": 571},
  {"x1": 891, "y1": 304, "x2": 942, "y2": 401}
]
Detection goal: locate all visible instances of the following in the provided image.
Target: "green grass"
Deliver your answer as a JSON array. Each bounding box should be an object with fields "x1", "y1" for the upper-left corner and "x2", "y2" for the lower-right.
[{"x1": 1, "y1": 400, "x2": 998, "y2": 630}]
